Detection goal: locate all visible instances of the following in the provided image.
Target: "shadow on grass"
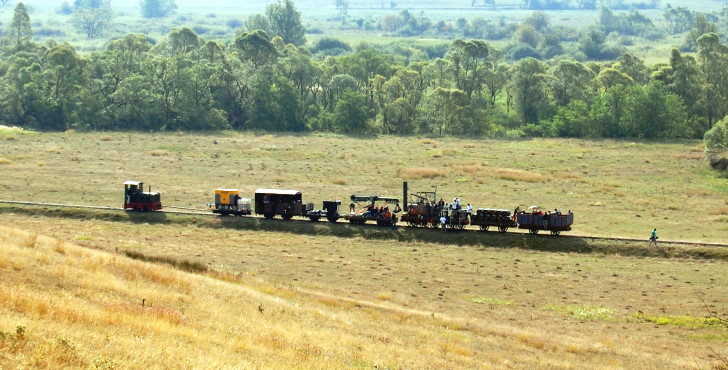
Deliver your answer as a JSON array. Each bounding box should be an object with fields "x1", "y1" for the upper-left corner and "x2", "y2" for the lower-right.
[{"x1": 3, "y1": 205, "x2": 727, "y2": 261}]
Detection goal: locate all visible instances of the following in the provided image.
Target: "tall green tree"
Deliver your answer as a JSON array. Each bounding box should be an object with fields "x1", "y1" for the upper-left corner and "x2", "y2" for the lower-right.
[
  {"x1": 445, "y1": 39, "x2": 489, "y2": 102},
  {"x1": 233, "y1": 30, "x2": 278, "y2": 68},
  {"x1": 6, "y1": 2, "x2": 32, "y2": 52},
  {"x1": 509, "y1": 57, "x2": 549, "y2": 125},
  {"x1": 266, "y1": 0, "x2": 306, "y2": 46},
  {"x1": 697, "y1": 33, "x2": 728, "y2": 129},
  {"x1": 140, "y1": 0, "x2": 177, "y2": 18},
  {"x1": 71, "y1": 0, "x2": 113, "y2": 38},
  {"x1": 550, "y1": 59, "x2": 595, "y2": 106},
  {"x1": 334, "y1": 91, "x2": 368, "y2": 133}
]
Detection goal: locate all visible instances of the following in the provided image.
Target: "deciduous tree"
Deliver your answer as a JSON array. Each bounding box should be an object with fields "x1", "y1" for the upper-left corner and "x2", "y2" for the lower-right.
[
  {"x1": 6, "y1": 2, "x2": 32, "y2": 52},
  {"x1": 266, "y1": 0, "x2": 306, "y2": 46},
  {"x1": 140, "y1": 0, "x2": 177, "y2": 19},
  {"x1": 71, "y1": 0, "x2": 113, "y2": 38}
]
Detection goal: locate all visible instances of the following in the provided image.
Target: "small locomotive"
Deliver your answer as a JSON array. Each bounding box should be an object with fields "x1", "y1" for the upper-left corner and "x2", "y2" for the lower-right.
[{"x1": 123, "y1": 181, "x2": 162, "y2": 211}]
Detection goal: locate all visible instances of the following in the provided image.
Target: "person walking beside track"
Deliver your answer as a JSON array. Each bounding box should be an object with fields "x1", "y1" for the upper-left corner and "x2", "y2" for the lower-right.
[{"x1": 649, "y1": 228, "x2": 658, "y2": 247}]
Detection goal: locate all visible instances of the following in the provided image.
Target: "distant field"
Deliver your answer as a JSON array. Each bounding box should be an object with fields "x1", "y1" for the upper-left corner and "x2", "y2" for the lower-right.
[
  {"x1": 0, "y1": 131, "x2": 725, "y2": 242},
  {"x1": 4, "y1": 0, "x2": 726, "y2": 63}
]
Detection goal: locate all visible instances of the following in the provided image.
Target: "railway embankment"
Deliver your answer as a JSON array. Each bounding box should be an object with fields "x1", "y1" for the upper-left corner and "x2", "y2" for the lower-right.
[{"x1": 2, "y1": 203, "x2": 726, "y2": 261}]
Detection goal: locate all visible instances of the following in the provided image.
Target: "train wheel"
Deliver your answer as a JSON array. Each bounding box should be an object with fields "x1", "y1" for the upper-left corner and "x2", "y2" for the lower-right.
[
  {"x1": 327, "y1": 217, "x2": 338, "y2": 223},
  {"x1": 480, "y1": 225, "x2": 489, "y2": 232},
  {"x1": 529, "y1": 229, "x2": 539, "y2": 235},
  {"x1": 499, "y1": 226, "x2": 508, "y2": 233},
  {"x1": 264, "y1": 213, "x2": 274, "y2": 219},
  {"x1": 309, "y1": 216, "x2": 320, "y2": 222},
  {"x1": 282, "y1": 214, "x2": 293, "y2": 220},
  {"x1": 550, "y1": 230, "x2": 561, "y2": 236}
]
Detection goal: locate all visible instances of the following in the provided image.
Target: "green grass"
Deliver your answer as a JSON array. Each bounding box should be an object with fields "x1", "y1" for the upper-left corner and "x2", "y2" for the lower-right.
[
  {"x1": 634, "y1": 314, "x2": 728, "y2": 329},
  {"x1": 544, "y1": 304, "x2": 618, "y2": 322},
  {"x1": 471, "y1": 297, "x2": 514, "y2": 306}
]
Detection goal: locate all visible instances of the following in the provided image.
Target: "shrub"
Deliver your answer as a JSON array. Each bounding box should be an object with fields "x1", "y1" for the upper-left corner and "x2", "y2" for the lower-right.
[
  {"x1": 504, "y1": 43, "x2": 541, "y2": 61},
  {"x1": 192, "y1": 26, "x2": 210, "y2": 35},
  {"x1": 227, "y1": 18, "x2": 243, "y2": 29},
  {"x1": 705, "y1": 118, "x2": 728, "y2": 171}
]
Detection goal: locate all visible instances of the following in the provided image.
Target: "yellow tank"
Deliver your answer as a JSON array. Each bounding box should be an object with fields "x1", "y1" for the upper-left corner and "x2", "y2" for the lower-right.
[{"x1": 215, "y1": 189, "x2": 239, "y2": 206}]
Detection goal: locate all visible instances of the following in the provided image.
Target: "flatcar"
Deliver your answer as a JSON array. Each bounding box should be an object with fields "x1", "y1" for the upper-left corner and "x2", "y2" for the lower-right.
[
  {"x1": 123, "y1": 180, "x2": 162, "y2": 211},
  {"x1": 517, "y1": 209, "x2": 574, "y2": 236},
  {"x1": 470, "y1": 208, "x2": 517, "y2": 233},
  {"x1": 254, "y1": 189, "x2": 313, "y2": 220},
  {"x1": 211, "y1": 189, "x2": 251, "y2": 216},
  {"x1": 345, "y1": 194, "x2": 400, "y2": 226},
  {"x1": 307, "y1": 200, "x2": 342, "y2": 223}
]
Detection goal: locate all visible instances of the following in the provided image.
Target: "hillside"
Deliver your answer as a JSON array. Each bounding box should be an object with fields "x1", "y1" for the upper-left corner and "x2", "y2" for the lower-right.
[{"x1": 1, "y1": 223, "x2": 727, "y2": 368}]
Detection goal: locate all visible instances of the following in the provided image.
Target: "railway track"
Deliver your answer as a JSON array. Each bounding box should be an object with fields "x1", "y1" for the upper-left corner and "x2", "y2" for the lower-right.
[{"x1": 1, "y1": 199, "x2": 726, "y2": 248}]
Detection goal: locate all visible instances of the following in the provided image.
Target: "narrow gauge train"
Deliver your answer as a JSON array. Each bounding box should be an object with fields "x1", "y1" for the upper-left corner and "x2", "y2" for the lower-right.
[
  {"x1": 123, "y1": 181, "x2": 162, "y2": 211},
  {"x1": 124, "y1": 181, "x2": 574, "y2": 235}
]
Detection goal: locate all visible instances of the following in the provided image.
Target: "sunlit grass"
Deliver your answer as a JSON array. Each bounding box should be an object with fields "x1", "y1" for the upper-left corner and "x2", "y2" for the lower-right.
[
  {"x1": 493, "y1": 168, "x2": 546, "y2": 183},
  {"x1": 398, "y1": 167, "x2": 447, "y2": 179},
  {"x1": 544, "y1": 304, "x2": 618, "y2": 322}
]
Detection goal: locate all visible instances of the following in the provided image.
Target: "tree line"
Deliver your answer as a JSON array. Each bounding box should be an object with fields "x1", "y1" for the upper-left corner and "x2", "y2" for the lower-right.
[{"x1": 1, "y1": 2, "x2": 728, "y2": 144}]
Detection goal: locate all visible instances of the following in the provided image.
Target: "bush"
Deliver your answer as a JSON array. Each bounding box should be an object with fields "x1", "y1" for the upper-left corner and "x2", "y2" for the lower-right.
[
  {"x1": 227, "y1": 18, "x2": 243, "y2": 29},
  {"x1": 705, "y1": 118, "x2": 728, "y2": 171},
  {"x1": 310, "y1": 37, "x2": 352, "y2": 56},
  {"x1": 192, "y1": 26, "x2": 210, "y2": 35},
  {"x1": 504, "y1": 43, "x2": 541, "y2": 61}
]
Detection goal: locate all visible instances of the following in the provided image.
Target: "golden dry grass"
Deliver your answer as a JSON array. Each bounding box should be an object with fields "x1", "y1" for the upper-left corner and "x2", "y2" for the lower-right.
[
  {"x1": 399, "y1": 167, "x2": 447, "y2": 179},
  {"x1": 2, "y1": 216, "x2": 727, "y2": 368},
  {"x1": 493, "y1": 168, "x2": 547, "y2": 182},
  {"x1": 149, "y1": 150, "x2": 169, "y2": 157}
]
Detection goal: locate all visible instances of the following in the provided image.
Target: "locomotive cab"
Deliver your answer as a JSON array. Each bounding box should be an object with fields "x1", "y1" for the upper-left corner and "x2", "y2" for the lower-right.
[{"x1": 123, "y1": 180, "x2": 162, "y2": 211}]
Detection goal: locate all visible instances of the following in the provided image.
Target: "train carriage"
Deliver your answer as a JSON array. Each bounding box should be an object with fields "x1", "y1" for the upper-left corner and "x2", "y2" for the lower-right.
[{"x1": 254, "y1": 189, "x2": 313, "y2": 220}]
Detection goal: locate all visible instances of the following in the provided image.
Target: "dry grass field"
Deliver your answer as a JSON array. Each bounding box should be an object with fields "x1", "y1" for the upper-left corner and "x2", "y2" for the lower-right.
[
  {"x1": 0, "y1": 130, "x2": 725, "y2": 241},
  {"x1": 1, "y1": 220, "x2": 727, "y2": 368},
  {"x1": 1, "y1": 130, "x2": 728, "y2": 368}
]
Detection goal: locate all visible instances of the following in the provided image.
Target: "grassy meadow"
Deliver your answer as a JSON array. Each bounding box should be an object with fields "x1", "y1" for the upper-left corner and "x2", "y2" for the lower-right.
[
  {"x1": 0, "y1": 130, "x2": 725, "y2": 242},
  {"x1": 1, "y1": 130, "x2": 728, "y2": 367}
]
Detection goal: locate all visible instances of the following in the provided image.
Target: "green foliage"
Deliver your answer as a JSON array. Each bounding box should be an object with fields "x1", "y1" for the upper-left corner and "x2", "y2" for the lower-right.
[
  {"x1": 544, "y1": 304, "x2": 617, "y2": 321},
  {"x1": 140, "y1": 0, "x2": 177, "y2": 19},
  {"x1": 471, "y1": 297, "x2": 514, "y2": 306},
  {"x1": 265, "y1": 0, "x2": 306, "y2": 46},
  {"x1": 634, "y1": 313, "x2": 727, "y2": 329},
  {"x1": 6, "y1": 3, "x2": 32, "y2": 52},
  {"x1": 333, "y1": 91, "x2": 368, "y2": 133},
  {"x1": 705, "y1": 117, "x2": 728, "y2": 170},
  {"x1": 71, "y1": 1, "x2": 113, "y2": 38}
]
